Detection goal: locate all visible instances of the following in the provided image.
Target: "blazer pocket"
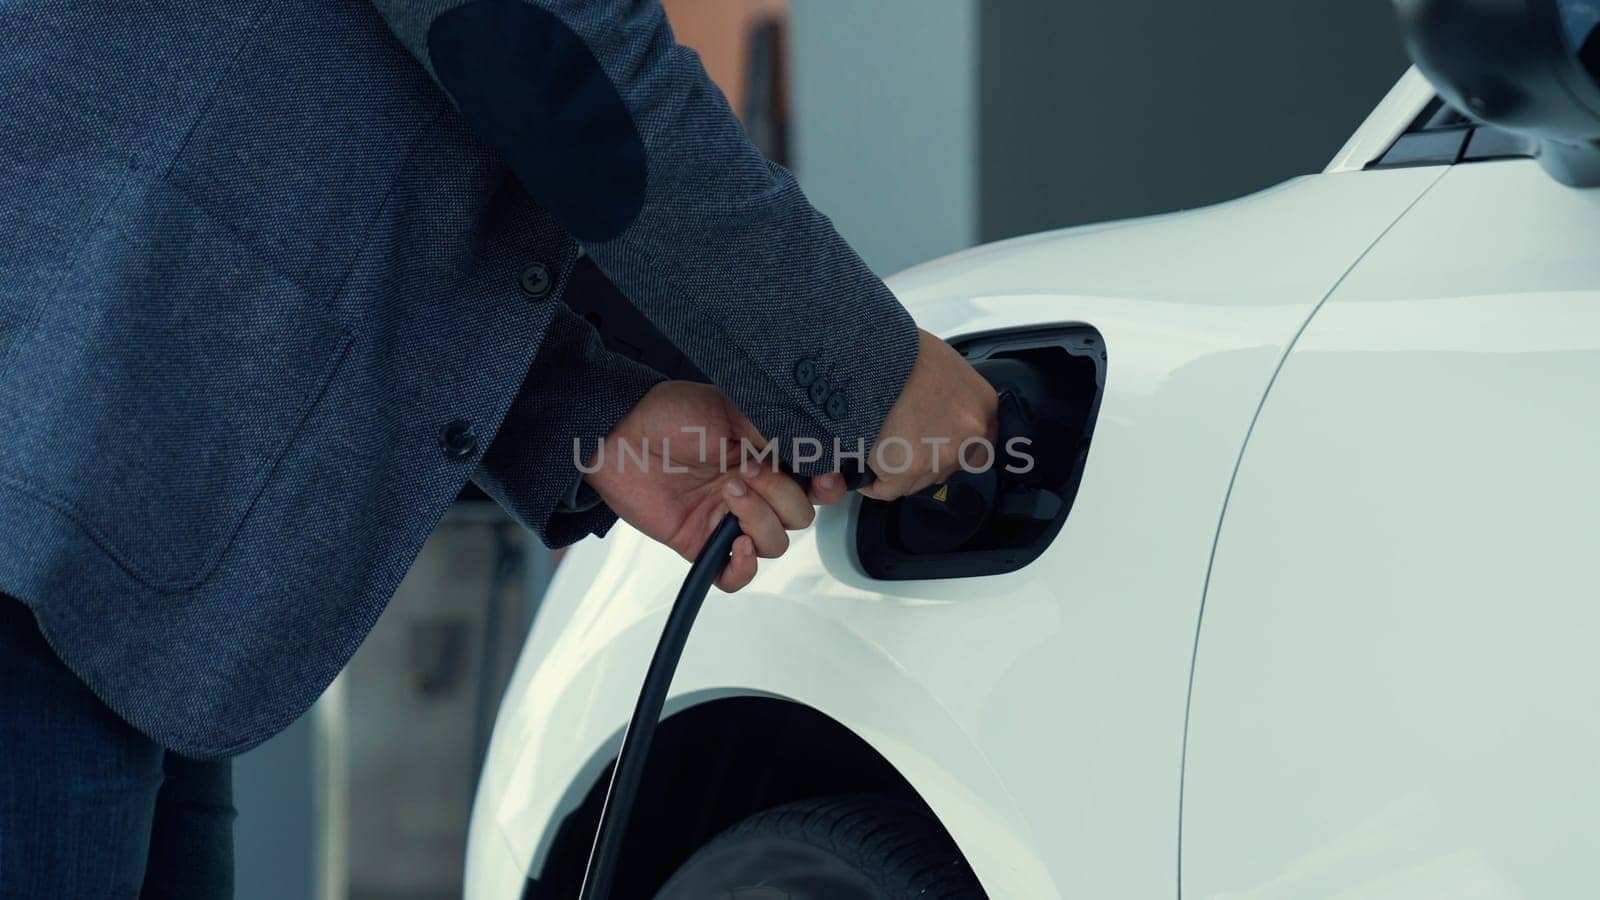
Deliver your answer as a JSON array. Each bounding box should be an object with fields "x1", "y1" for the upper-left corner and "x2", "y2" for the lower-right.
[
  {"x1": 0, "y1": 177, "x2": 351, "y2": 590},
  {"x1": 163, "y1": 3, "x2": 445, "y2": 302}
]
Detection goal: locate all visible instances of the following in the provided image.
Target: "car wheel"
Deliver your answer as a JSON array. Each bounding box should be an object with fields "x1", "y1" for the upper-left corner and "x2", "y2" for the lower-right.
[{"x1": 653, "y1": 793, "x2": 985, "y2": 899}]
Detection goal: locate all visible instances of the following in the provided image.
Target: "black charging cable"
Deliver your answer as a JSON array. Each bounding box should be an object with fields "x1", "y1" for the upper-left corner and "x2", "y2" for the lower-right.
[
  {"x1": 576, "y1": 510, "x2": 742, "y2": 900},
  {"x1": 577, "y1": 466, "x2": 872, "y2": 900}
]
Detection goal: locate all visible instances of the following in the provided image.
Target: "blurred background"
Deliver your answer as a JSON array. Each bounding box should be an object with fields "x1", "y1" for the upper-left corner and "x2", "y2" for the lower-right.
[{"x1": 235, "y1": 3, "x2": 1410, "y2": 898}]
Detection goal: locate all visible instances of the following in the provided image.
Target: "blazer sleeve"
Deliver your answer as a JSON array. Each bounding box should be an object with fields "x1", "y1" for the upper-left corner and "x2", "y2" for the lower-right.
[
  {"x1": 370, "y1": 0, "x2": 919, "y2": 474},
  {"x1": 472, "y1": 303, "x2": 664, "y2": 548}
]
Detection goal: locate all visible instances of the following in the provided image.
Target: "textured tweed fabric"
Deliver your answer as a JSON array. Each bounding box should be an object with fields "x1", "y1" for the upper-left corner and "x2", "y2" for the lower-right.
[{"x1": 0, "y1": 0, "x2": 918, "y2": 758}]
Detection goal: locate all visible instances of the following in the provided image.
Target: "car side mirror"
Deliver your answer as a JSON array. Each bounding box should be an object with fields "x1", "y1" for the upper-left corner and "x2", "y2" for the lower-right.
[{"x1": 1396, "y1": 0, "x2": 1600, "y2": 185}]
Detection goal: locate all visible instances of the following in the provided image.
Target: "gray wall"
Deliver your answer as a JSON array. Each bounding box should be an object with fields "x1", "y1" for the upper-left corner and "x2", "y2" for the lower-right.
[
  {"x1": 788, "y1": 1, "x2": 979, "y2": 276},
  {"x1": 788, "y1": 3, "x2": 1410, "y2": 274},
  {"x1": 978, "y1": 2, "x2": 1411, "y2": 240},
  {"x1": 234, "y1": 717, "x2": 317, "y2": 900}
]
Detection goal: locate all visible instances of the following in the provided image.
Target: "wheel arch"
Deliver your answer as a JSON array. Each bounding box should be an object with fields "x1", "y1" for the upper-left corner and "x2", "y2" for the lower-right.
[{"x1": 523, "y1": 694, "x2": 950, "y2": 899}]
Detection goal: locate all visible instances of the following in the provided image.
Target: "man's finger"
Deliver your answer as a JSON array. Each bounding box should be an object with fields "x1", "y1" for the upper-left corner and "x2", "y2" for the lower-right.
[
  {"x1": 724, "y1": 478, "x2": 789, "y2": 558},
  {"x1": 858, "y1": 475, "x2": 911, "y2": 502},
  {"x1": 744, "y1": 468, "x2": 815, "y2": 530},
  {"x1": 807, "y1": 473, "x2": 847, "y2": 506},
  {"x1": 716, "y1": 535, "x2": 757, "y2": 592}
]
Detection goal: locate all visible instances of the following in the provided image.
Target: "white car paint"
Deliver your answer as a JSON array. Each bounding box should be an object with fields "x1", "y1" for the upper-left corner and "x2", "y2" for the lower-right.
[
  {"x1": 1181, "y1": 158, "x2": 1600, "y2": 898},
  {"x1": 467, "y1": 70, "x2": 1595, "y2": 897}
]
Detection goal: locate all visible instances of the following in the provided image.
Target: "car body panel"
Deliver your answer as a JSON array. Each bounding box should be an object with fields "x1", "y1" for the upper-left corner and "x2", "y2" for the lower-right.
[
  {"x1": 467, "y1": 163, "x2": 1447, "y2": 898},
  {"x1": 1182, "y1": 158, "x2": 1600, "y2": 898}
]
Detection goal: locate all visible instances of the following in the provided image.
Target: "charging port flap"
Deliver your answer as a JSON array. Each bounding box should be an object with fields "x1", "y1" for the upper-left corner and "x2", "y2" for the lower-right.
[{"x1": 854, "y1": 326, "x2": 1105, "y2": 581}]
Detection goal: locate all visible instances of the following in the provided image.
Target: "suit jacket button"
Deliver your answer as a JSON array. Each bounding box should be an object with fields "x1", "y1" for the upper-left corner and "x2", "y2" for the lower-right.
[
  {"x1": 519, "y1": 263, "x2": 552, "y2": 298},
  {"x1": 825, "y1": 392, "x2": 847, "y2": 420},
  {"x1": 441, "y1": 420, "x2": 478, "y2": 460},
  {"x1": 808, "y1": 378, "x2": 830, "y2": 406},
  {"x1": 794, "y1": 359, "x2": 817, "y2": 386}
]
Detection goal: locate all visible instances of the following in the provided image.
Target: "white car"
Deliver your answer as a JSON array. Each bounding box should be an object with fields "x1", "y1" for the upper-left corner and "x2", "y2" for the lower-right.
[{"x1": 467, "y1": 6, "x2": 1600, "y2": 898}]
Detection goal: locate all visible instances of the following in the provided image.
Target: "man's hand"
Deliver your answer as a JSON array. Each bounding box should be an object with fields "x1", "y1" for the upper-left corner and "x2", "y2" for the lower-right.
[
  {"x1": 584, "y1": 381, "x2": 848, "y2": 592},
  {"x1": 860, "y1": 329, "x2": 999, "y2": 501}
]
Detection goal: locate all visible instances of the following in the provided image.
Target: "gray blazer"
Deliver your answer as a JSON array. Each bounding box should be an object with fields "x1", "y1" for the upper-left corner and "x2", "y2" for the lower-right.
[{"x1": 0, "y1": 0, "x2": 917, "y2": 758}]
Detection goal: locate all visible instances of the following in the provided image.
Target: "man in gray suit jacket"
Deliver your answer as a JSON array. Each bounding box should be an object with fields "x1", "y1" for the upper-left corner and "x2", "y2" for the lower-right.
[{"x1": 0, "y1": 0, "x2": 998, "y2": 894}]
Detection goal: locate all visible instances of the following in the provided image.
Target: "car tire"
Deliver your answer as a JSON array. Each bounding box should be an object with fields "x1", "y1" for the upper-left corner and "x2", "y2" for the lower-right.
[{"x1": 653, "y1": 793, "x2": 985, "y2": 899}]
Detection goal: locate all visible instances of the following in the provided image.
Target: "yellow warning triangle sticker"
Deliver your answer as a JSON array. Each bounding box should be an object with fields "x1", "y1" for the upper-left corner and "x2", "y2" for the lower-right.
[{"x1": 931, "y1": 484, "x2": 949, "y2": 503}]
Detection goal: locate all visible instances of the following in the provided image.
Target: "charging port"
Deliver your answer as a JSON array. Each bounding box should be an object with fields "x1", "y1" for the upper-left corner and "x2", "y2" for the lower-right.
[{"x1": 855, "y1": 326, "x2": 1105, "y2": 580}]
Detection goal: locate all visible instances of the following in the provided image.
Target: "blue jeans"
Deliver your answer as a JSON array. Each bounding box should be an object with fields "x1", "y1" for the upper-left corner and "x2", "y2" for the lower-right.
[{"x1": 0, "y1": 597, "x2": 234, "y2": 899}]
